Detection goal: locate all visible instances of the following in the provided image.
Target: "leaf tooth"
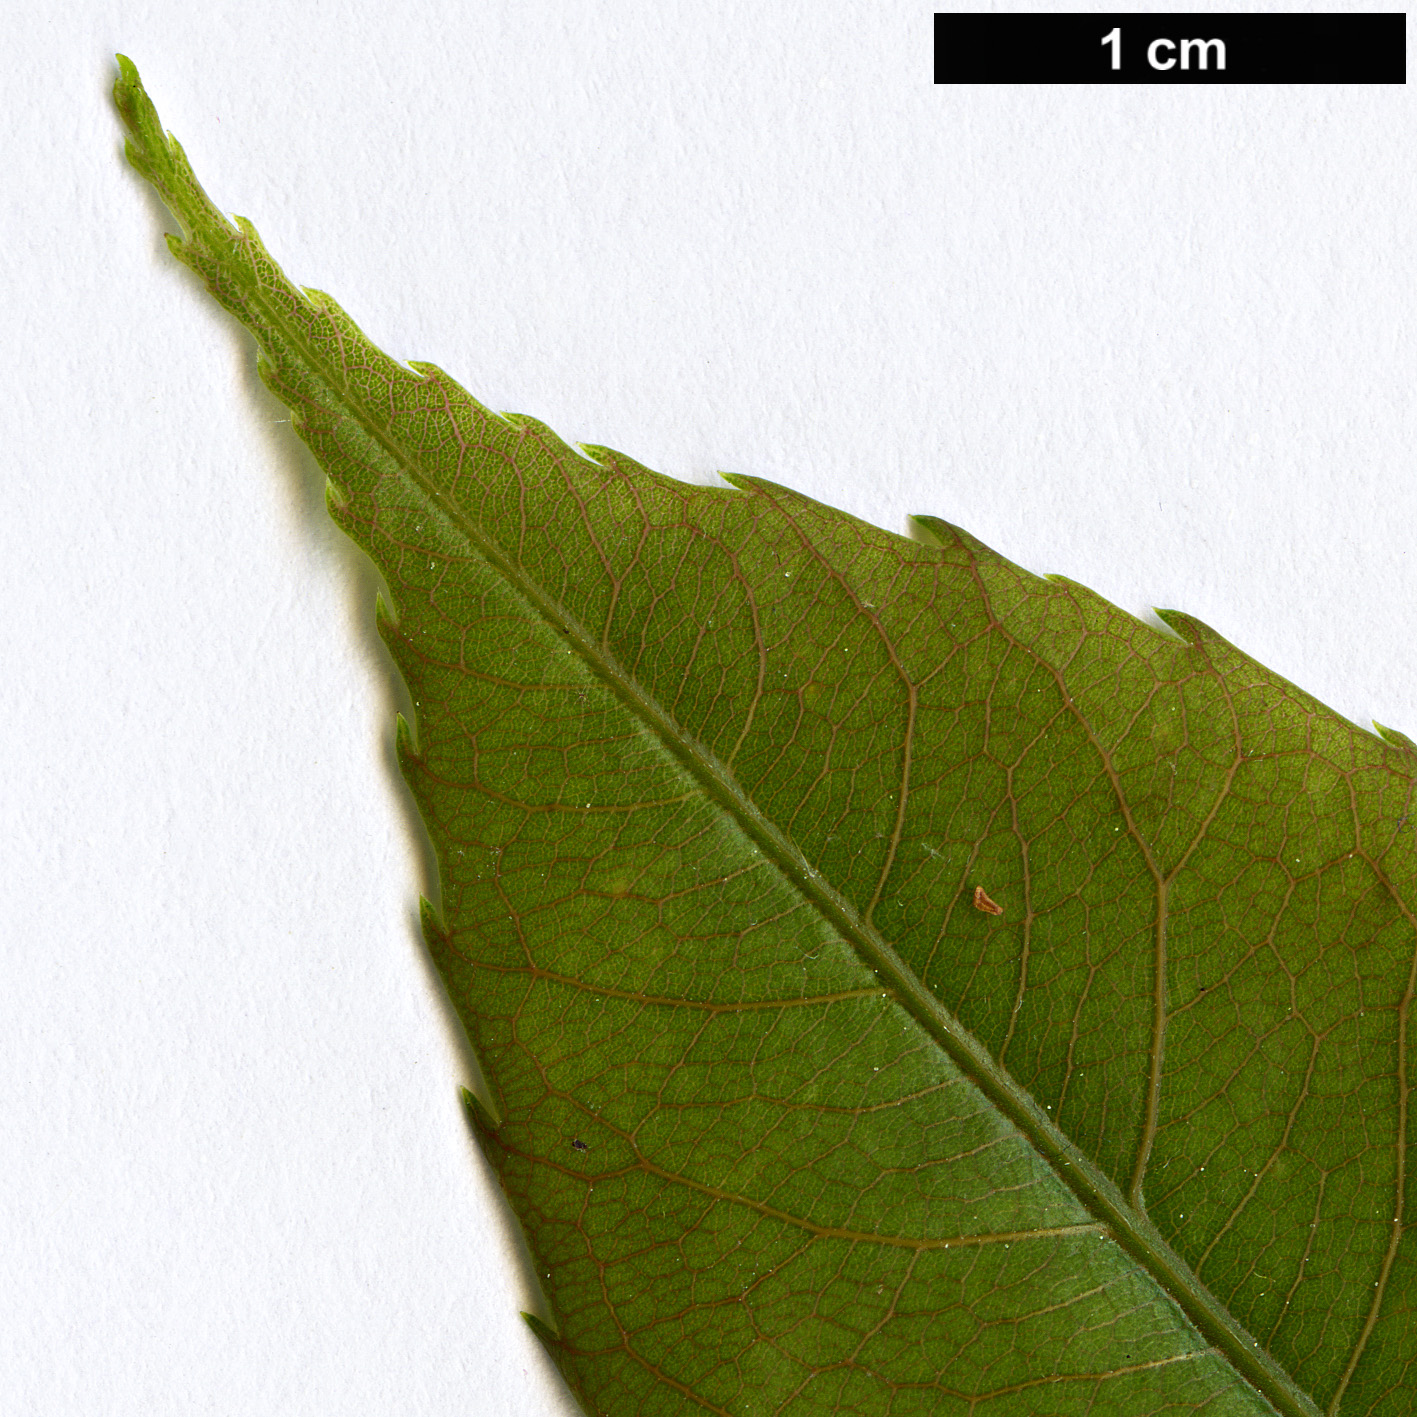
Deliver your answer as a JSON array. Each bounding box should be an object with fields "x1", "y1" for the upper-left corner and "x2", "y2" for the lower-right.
[
  {"x1": 1147, "y1": 607, "x2": 1190, "y2": 643},
  {"x1": 121, "y1": 134, "x2": 155, "y2": 184},
  {"x1": 714, "y1": 470, "x2": 750, "y2": 494},
  {"x1": 162, "y1": 231, "x2": 194, "y2": 265},
  {"x1": 715, "y1": 470, "x2": 785, "y2": 499},
  {"x1": 521, "y1": 1310, "x2": 562, "y2": 1345},
  {"x1": 394, "y1": 709, "x2": 420, "y2": 763},
  {"x1": 253, "y1": 350, "x2": 306, "y2": 428},
  {"x1": 577, "y1": 444, "x2": 672, "y2": 487},
  {"x1": 1373, "y1": 721, "x2": 1417, "y2": 752},
  {"x1": 393, "y1": 714, "x2": 447, "y2": 831},
  {"x1": 1152, "y1": 609, "x2": 1249, "y2": 654},
  {"x1": 907, "y1": 512, "x2": 950, "y2": 547},
  {"x1": 911, "y1": 514, "x2": 1043, "y2": 579},
  {"x1": 373, "y1": 589, "x2": 400, "y2": 633},
  {"x1": 497, "y1": 411, "x2": 601, "y2": 472},
  {"x1": 377, "y1": 611, "x2": 425, "y2": 691},
  {"x1": 455, "y1": 1062, "x2": 507, "y2": 1151},
  {"x1": 231, "y1": 214, "x2": 269, "y2": 249},
  {"x1": 417, "y1": 891, "x2": 446, "y2": 937},
  {"x1": 458, "y1": 1084, "x2": 500, "y2": 1136},
  {"x1": 1153, "y1": 607, "x2": 1202, "y2": 644}
]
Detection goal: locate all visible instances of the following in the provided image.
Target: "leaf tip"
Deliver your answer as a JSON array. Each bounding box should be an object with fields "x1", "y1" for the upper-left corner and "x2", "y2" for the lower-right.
[
  {"x1": 112, "y1": 55, "x2": 161, "y2": 179},
  {"x1": 111, "y1": 56, "x2": 178, "y2": 187},
  {"x1": 112, "y1": 52, "x2": 140, "y2": 102}
]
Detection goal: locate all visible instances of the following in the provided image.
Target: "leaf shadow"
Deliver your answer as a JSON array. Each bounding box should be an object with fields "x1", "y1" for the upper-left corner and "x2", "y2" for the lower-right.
[
  {"x1": 123, "y1": 145, "x2": 581, "y2": 1393},
  {"x1": 229, "y1": 334, "x2": 582, "y2": 1408}
]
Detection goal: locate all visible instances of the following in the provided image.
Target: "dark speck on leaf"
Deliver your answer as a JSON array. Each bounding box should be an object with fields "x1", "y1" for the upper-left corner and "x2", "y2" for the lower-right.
[{"x1": 571, "y1": 1138, "x2": 589, "y2": 1152}]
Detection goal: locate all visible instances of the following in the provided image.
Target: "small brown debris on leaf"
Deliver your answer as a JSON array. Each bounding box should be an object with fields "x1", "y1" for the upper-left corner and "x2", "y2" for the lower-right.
[{"x1": 973, "y1": 886, "x2": 1004, "y2": 916}]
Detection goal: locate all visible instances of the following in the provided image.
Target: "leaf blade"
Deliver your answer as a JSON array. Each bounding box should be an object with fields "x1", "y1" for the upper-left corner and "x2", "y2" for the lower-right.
[{"x1": 115, "y1": 57, "x2": 1416, "y2": 1417}]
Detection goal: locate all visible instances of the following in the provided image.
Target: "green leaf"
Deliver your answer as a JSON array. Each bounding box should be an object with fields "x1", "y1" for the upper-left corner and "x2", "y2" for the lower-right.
[{"x1": 114, "y1": 56, "x2": 1415, "y2": 1417}]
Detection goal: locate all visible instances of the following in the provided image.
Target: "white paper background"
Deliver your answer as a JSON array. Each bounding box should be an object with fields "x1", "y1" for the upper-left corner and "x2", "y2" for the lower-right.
[{"x1": 3, "y1": 3, "x2": 1413, "y2": 1413}]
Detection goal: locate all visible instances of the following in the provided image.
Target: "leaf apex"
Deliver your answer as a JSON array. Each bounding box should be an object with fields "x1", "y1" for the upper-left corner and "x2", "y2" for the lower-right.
[
  {"x1": 112, "y1": 55, "x2": 154, "y2": 142},
  {"x1": 112, "y1": 57, "x2": 178, "y2": 202}
]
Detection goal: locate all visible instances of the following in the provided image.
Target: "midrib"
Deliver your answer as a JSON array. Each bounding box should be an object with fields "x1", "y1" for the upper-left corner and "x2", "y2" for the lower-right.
[{"x1": 223, "y1": 225, "x2": 1322, "y2": 1417}]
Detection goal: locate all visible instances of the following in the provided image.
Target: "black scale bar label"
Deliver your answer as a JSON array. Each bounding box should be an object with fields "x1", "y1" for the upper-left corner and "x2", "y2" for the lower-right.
[{"x1": 934, "y1": 13, "x2": 1406, "y2": 83}]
